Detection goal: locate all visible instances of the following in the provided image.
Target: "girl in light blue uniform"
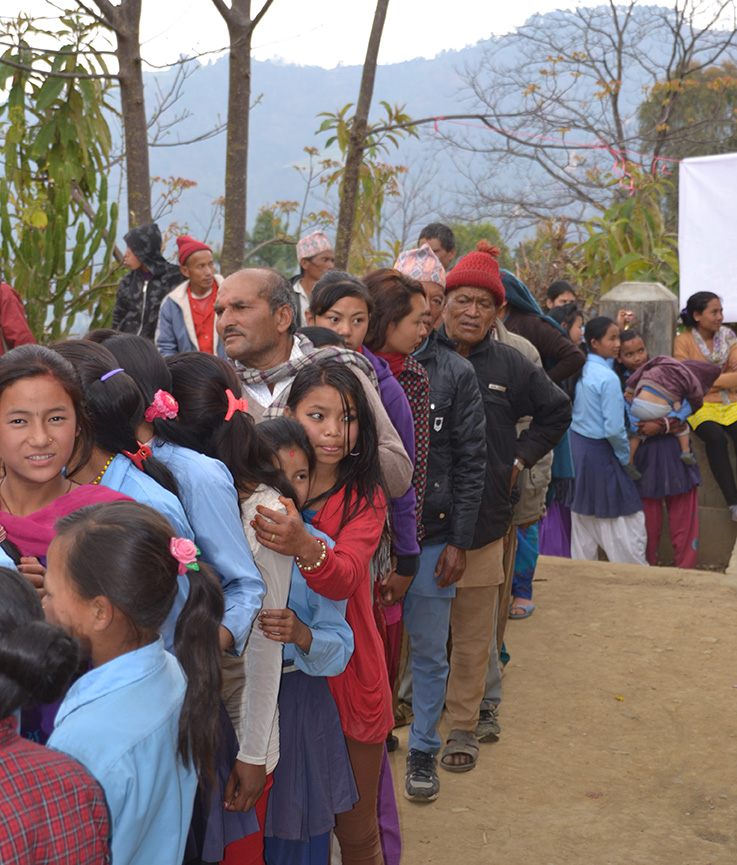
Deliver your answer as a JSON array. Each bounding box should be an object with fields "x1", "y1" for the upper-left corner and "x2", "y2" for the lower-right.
[
  {"x1": 103, "y1": 333, "x2": 265, "y2": 657},
  {"x1": 46, "y1": 501, "x2": 224, "y2": 865},
  {"x1": 258, "y1": 418, "x2": 357, "y2": 865}
]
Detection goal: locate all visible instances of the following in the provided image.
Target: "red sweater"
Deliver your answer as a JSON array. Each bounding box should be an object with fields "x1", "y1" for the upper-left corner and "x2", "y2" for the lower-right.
[
  {"x1": 0, "y1": 282, "x2": 35, "y2": 355},
  {"x1": 305, "y1": 488, "x2": 393, "y2": 744}
]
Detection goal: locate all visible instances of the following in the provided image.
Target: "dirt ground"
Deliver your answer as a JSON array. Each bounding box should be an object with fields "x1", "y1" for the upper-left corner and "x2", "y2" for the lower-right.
[{"x1": 389, "y1": 555, "x2": 737, "y2": 865}]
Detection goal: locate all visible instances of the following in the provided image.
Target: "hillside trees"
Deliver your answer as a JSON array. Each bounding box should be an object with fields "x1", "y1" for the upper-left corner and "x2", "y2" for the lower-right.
[{"x1": 451, "y1": 0, "x2": 737, "y2": 231}]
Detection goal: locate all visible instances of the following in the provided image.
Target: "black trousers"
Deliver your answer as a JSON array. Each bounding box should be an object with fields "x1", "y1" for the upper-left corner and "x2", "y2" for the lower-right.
[{"x1": 693, "y1": 419, "x2": 737, "y2": 506}]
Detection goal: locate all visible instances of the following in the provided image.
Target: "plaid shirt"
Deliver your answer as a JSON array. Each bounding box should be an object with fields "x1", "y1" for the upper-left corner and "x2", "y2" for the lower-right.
[{"x1": 0, "y1": 715, "x2": 110, "y2": 864}]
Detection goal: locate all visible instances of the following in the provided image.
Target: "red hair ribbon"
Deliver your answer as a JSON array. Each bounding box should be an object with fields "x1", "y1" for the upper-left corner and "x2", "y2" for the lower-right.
[
  {"x1": 224, "y1": 388, "x2": 248, "y2": 422},
  {"x1": 121, "y1": 444, "x2": 152, "y2": 471}
]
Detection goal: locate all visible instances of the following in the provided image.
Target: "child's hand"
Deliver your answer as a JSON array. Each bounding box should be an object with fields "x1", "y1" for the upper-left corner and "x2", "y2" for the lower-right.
[
  {"x1": 258, "y1": 608, "x2": 313, "y2": 653},
  {"x1": 623, "y1": 390, "x2": 634, "y2": 403},
  {"x1": 251, "y1": 497, "x2": 318, "y2": 561},
  {"x1": 19, "y1": 557, "x2": 46, "y2": 597}
]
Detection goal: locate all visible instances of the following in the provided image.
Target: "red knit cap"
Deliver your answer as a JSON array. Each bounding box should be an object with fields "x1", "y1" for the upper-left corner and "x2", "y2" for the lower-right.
[
  {"x1": 445, "y1": 240, "x2": 505, "y2": 306},
  {"x1": 177, "y1": 235, "x2": 212, "y2": 266}
]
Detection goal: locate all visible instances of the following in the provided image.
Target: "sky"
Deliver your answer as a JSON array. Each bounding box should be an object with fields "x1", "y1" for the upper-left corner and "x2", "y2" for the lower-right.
[{"x1": 2, "y1": 0, "x2": 694, "y2": 70}]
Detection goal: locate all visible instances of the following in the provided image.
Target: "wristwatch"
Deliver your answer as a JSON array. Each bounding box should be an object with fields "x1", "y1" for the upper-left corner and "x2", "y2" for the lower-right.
[{"x1": 513, "y1": 457, "x2": 525, "y2": 471}]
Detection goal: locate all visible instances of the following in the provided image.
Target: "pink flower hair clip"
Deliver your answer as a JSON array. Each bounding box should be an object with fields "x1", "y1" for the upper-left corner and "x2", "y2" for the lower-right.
[
  {"x1": 145, "y1": 389, "x2": 179, "y2": 423},
  {"x1": 170, "y1": 537, "x2": 200, "y2": 576}
]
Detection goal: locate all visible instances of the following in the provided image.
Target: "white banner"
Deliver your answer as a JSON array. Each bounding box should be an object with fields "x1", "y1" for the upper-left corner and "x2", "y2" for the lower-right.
[{"x1": 679, "y1": 152, "x2": 737, "y2": 321}]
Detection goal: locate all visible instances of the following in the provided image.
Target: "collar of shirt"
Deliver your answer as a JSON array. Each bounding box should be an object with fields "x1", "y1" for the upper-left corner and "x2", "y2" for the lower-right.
[
  {"x1": 242, "y1": 338, "x2": 305, "y2": 408},
  {"x1": 54, "y1": 639, "x2": 167, "y2": 729},
  {"x1": 587, "y1": 353, "x2": 610, "y2": 370}
]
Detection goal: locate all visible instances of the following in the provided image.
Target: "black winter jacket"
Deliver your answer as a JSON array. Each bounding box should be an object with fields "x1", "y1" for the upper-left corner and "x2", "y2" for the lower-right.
[
  {"x1": 437, "y1": 326, "x2": 572, "y2": 548},
  {"x1": 414, "y1": 330, "x2": 487, "y2": 550},
  {"x1": 112, "y1": 223, "x2": 183, "y2": 339}
]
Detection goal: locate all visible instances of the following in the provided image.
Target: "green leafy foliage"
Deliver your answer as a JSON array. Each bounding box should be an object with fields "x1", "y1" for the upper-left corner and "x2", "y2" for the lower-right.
[
  {"x1": 318, "y1": 102, "x2": 417, "y2": 273},
  {"x1": 575, "y1": 171, "x2": 679, "y2": 296},
  {"x1": 0, "y1": 13, "x2": 121, "y2": 340}
]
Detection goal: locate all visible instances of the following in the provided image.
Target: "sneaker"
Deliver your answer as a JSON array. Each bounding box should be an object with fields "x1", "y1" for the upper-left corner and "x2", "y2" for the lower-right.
[
  {"x1": 394, "y1": 700, "x2": 414, "y2": 728},
  {"x1": 386, "y1": 733, "x2": 399, "y2": 752},
  {"x1": 405, "y1": 749, "x2": 439, "y2": 802},
  {"x1": 475, "y1": 707, "x2": 500, "y2": 742}
]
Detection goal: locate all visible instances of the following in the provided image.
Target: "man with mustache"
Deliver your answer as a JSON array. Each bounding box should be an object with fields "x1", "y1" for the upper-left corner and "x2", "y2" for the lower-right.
[{"x1": 214, "y1": 267, "x2": 413, "y2": 498}]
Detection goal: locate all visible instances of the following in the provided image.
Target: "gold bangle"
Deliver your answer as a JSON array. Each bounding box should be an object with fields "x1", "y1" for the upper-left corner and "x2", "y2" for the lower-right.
[{"x1": 296, "y1": 538, "x2": 327, "y2": 572}]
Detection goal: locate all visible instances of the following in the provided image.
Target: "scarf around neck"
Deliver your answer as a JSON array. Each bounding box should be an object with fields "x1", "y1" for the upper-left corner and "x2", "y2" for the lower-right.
[
  {"x1": 232, "y1": 333, "x2": 379, "y2": 419},
  {"x1": 692, "y1": 325, "x2": 737, "y2": 366}
]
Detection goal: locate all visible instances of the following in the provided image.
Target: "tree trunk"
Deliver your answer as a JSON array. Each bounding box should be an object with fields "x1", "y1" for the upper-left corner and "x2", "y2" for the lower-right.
[
  {"x1": 220, "y1": 11, "x2": 252, "y2": 276},
  {"x1": 333, "y1": 0, "x2": 391, "y2": 270},
  {"x1": 89, "y1": 0, "x2": 152, "y2": 228}
]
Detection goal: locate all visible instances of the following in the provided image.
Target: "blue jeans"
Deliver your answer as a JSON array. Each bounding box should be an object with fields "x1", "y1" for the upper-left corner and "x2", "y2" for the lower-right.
[{"x1": 403, "y1": 544, "x2": 453, "y2": 755}]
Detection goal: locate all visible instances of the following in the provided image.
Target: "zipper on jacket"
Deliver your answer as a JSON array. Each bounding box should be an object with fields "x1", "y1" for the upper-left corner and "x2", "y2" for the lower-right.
[{"x1": 137, "y1": 277, "x2": 150, "y2": 336}]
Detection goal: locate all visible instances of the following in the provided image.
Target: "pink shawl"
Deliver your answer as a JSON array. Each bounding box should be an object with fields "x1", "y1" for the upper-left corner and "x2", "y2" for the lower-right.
[{"x1": 0, "y1": 484, "x2": 132, "y2": 558}]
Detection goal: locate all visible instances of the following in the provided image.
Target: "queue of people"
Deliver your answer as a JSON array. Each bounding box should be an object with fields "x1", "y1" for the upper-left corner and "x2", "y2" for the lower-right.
[{"x1": 0, "y1": 220, "x2": 731, "y2": 865}]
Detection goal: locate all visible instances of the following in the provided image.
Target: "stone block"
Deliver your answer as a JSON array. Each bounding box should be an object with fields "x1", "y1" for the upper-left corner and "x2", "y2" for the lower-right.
[{"x1": 599, "y1": 281, "x2": 678, "y2": 359}]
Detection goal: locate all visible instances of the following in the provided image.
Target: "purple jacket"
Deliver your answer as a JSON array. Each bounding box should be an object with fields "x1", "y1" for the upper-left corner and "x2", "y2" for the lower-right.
[
  {"x1": 361, "y1": 346, "x2": 420, "y2": 570},
  {"x1": 626, "y1": 356, "x2": 722, "y2": 415}
]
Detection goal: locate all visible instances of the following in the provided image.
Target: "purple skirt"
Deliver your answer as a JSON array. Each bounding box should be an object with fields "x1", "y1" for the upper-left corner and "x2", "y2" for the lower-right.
[
  {"x1": 634, "y1": 434, "x2": 701, "y2": 499},
  {"x1": 265, "y1": 671, "x2": 357, "y2": 842},
  {"x1": 570, "y1": 431, "x2": 642, "y2": 518},
  {"x1": 184, "y1": 702, "x2": 259, "y2": 863}
]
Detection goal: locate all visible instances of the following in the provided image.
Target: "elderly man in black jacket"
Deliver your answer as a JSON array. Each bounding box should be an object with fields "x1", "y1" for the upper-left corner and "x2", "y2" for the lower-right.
[
  {"x1": 437, "y1": 241, "x2": 571, "y2": 774},
  {"x1": 394, "y1": 245, "x2": 487, "y2": 802}
]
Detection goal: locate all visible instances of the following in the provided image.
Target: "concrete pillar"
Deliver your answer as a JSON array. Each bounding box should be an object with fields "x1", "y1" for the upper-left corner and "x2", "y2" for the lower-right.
[{"x1": 598, "y1": 281, "x2": 678, "y2": 359}]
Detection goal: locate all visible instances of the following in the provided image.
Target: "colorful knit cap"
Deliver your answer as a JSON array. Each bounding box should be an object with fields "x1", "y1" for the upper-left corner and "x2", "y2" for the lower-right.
[
  {"x1": 394, "y1": 245, "x2": 446, "y2": 288},
  {"x1": 296, "y1": 230, "x2": 332, "y2": 262},
  {"x1": 177, "y1": 235, "x2": 212, "y2": 266},
  {"x1": 445, "y1": 240, "x2": 505, "y2": 306}
]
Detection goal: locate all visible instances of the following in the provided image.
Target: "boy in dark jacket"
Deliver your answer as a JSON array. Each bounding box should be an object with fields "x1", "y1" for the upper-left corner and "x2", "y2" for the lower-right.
[
  {"x1": 111, "y1": 222, "x2": 182, "y2": 339},
  {"x1": 394, "y1": 245, "x2": 487, "y2": 802}
]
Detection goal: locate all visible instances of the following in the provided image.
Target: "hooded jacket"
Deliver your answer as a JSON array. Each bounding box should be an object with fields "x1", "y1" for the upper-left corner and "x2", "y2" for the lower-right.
[
  {"x1": 439, "y1": 325, "x2": 571, "y2": 547},
  {"x1": 414, "y1": 329, "x2": 486, "y2": 549},
  {"x1": 111, "y1": 223, "x2": 183, "y2": 339}
]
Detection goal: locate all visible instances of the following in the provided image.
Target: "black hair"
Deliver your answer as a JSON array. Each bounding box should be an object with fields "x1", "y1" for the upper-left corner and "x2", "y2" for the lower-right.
[
  {"x1": 286, "y1": 361, "x2": 385, "y2": 528},
  {"x1": 546, "y1": 280, "x2": 577, "y2": 302},
  {"x1": 55, "y1": 501, "x2": 223, "y2": 782},
  {"x1": 418, "y1": 222, "x2": 456, "y2": 253},
  {"x1": 258, "y1": 417, "x2": 317, "y2": 475},
  {"x1": 584, "y1": 316, "x2": 618, "y2": 352},
  {"x1": 51, "y1": 340, "x2": 179, "y2": 496},
  {"x1": 297, "y1": 326, "x2": 347, "y2": 348},
  {"x1": 84, "y1": 328, "x2": 120, "y2": 344},
  {"x1": 548, "y1": 301, "x2": 583, "y2": 332},
  {"x1": 103, "y1": 334, "x2": 176, "y2": 439},
  {"x1": 619, "y1": 327, "x2": 643, "y2": 346},
  {"x1": 0, "y1": 567, "x2": 80, "y2": 718},
  {"x1": 308, "y1": 270, "x2": 374, "y2": 318},
  {"x1": 0, "y1": 344, "x2": 93, "y2": 476},
  {"x1": 681, "y1": 291, "x2": 720, "y2": 329},
  {"x1": 363, "y1": 268, "x2": 425, "y2": 354},
  {"x1": 165, "y1": 352, "x2": 296, "y2": 501}
]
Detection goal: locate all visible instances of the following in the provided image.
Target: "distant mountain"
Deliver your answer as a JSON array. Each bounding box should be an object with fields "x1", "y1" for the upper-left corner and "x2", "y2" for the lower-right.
[
  {"x1": 135, "y1": 4, "x2": 736, "y2": 255},
  {"x1": 143, "y1": 42, "x2": 486, "y2": 248}
]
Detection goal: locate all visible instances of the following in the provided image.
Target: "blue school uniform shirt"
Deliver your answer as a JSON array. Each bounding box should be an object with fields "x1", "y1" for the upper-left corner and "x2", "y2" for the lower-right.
[
  {"x1": 283, "y1": 525, "x2": 353, "y2": 676},
  {"x1": 48, "y1": 638, "x2": 196, "y2": 865},
  {"x1": 572, "y1": 353, "x2": 630, "y2": 465},
  {"x1": 98, "y1": 453, "x2": 193, "y2": 540},
  {"x1": 151, "y1": 440, "x2": 265, "y2": 654}
]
